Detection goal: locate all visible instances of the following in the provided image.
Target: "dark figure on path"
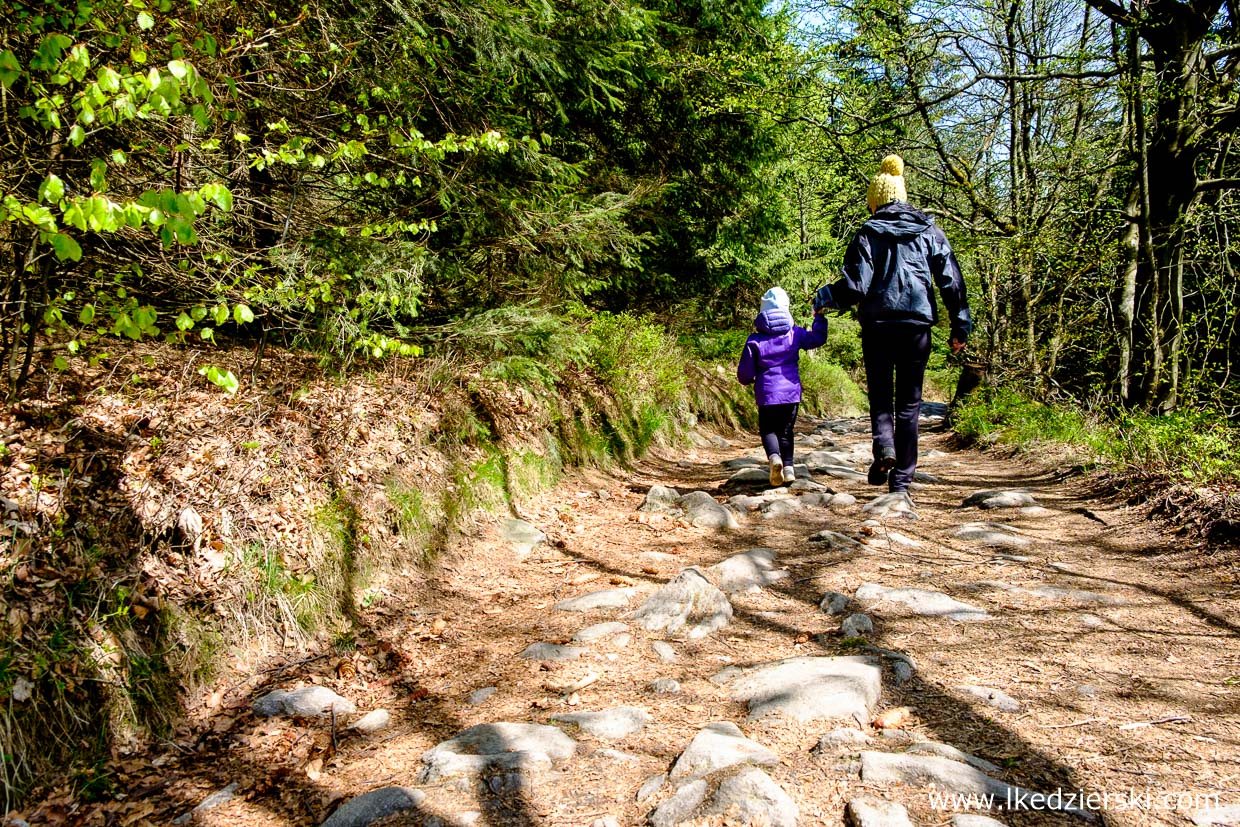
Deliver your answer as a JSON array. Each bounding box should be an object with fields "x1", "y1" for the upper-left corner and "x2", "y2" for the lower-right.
[
  {"x1": 814, "y1": 155, "x2": 971, "y2": 493},
  {"x1": 737, "y1": 287, "x2": 829, "y2": 486}
]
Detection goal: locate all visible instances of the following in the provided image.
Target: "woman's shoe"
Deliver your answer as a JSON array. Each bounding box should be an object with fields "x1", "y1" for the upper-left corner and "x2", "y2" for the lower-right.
[{"x1": 769, "y1": 454, "x2": 783, "y2": 487}]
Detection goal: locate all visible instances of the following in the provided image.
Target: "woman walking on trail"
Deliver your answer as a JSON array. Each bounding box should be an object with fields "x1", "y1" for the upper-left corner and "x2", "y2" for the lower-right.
[
  {"x1": 813, "y1": 155, "x2": 971, "y2": 495},
  {"x1": 737, "y1": 286, "x2": 829, "y2": 487}
]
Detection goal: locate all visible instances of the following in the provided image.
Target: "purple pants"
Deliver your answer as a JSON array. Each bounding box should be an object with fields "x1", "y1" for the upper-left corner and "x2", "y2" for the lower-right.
[
  {"x1": 862, "y1": 325, "x2": 931, "y2": 492},
  {"x1": 758, "y1": 402, "x2": 798, "y2": 467}
]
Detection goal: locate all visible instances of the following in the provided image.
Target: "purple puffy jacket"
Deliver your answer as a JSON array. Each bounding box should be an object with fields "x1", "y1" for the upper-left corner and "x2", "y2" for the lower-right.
[{"x1": 736, "y1": 308, "x2": 829, "y2": 405}]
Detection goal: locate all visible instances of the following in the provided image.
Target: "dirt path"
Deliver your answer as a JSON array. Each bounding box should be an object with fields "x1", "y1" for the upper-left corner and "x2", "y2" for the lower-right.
[{"x1": 44, "y1": 413, "x2": 1240, "y2": 827}]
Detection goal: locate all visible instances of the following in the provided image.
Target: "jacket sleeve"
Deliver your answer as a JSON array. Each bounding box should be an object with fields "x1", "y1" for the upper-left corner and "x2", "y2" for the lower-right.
[
  {"x1": 737, "y1": 340, "x2": 757, "y2": 385},
  {"x1": 826, "y1": 229, "x2": 873, "y2": 310},
  {"x1": 928, "y1": 227, "x2": 972, "y2": 340},
  {"x1": 796, "y1": 313, "x2": 829, "y2": 351}
]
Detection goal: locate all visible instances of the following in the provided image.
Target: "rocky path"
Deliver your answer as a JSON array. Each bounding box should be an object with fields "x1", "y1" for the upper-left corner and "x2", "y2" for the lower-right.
[{"x1": 84, "y1": 410, "x2": 1240, "y2": 827}]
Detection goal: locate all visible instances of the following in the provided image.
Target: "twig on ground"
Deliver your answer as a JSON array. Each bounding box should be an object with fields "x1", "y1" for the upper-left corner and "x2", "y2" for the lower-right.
[
  {"x1": 1117, "y1": 715, "x2": 1192, "y2": 730},
  {"x1": 1039, "y1": 718, "x2": 1104, "y2": 728}
]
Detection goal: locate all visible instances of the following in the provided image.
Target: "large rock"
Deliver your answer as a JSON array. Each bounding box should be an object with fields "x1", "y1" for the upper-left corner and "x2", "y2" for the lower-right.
[
  {"x1": 253, "y1": 686, "x2": 356, "y2": 718},
  {"x1": 669, "y1": 721, "x2": 779, "y2": 781},
  {"x1": 717, "y1": 656, "x2": 881, "y2": 722},
  {"x1": 419, "y1": 722, "x2": 576, "y2": 782},
  {"x1": 855, "y1": 582, "x2": 989, "y2": 621},
  {"x1": 710, "y1": 548, "x2": 789, "y2": 594},
  {"x1": 631, "y1": 567, "x2": 733, "y2": 640},
  {"x1": 680, "y1": 491, "x2": 740, "y2": 530},
  {"x1": 321, "y1": 787, "x2": 425, "y2": 827},
  {"x1": 551, "y1": 707, "x2": 649, "y2": 740},
  {"x1": 728, "y1": 467, "x2": 773, "y2": 485},
  {"x1": 705, "y1": 767, "x2": 799, "y2": 827}
]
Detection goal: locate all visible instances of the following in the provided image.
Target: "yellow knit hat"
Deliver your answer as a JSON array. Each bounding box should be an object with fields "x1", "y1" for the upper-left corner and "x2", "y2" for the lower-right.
[{"x1": 867, "y1": 154, "x2": 908, "y2": 212}]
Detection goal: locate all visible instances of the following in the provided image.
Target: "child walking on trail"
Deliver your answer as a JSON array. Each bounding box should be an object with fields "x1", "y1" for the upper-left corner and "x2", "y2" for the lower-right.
[{"x1": 736, "y1": 286, "x2": 829, "y2": 486}]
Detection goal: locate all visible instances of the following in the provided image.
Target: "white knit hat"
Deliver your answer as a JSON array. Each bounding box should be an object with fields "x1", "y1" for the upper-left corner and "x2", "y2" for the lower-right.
[
  {"x1": 760, "y1": 286, "x2": 790, "y2": 313},
  {"x1": 867, "y1": 154, "x2": 908, "y2": 212}
]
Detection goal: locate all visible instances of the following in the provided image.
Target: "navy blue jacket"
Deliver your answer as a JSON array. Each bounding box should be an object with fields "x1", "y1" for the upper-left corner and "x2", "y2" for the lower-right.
[{"x1": 818, "y1": 202, "x2": 971, "y2": 340}]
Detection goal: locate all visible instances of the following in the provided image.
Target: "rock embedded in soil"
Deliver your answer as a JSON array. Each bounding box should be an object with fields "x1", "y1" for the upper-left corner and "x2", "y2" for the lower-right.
[
  {"x1": 172, "y1": 782, "x2": 239, "y2": 825},
  {"x1": 963, "y1": 489, "x2": 1038, "y2": 509},
  {"x1": 349, "y1": 709, "x2": 392, "y2": 734},
  {"x1": 651, "y1": 640, "x2": 677, "y2": 661},
  {"x1": 640, "y1": 485, "x2": 683, "y2": 513},
  {"x1": 551, "y1": 706, "x2": 650, "y2": 740},
  {"x1": 320, "y1": 787, "x2": 426, "y2": 827},
  {"x1": 861, "y1": 491, "x2": 919, "y2": 519},
  {"x1": 520, "y1": 642, "x2": 586, "y2": 661},
  {"x1": 831, "y1": 492, "x2": 859, "y2": 509},
  {"x1": 717, "y1": 655, "x2": 882, "y2": 722},
  {"x1": 650, "y1": 780, "x2": 708, "y2": 827},
  {"x1": 467, "y1": 687, "x2": 497, "y2": 705},
  {"x1": 761, "y1": 498, "x2": 804, "y2": 519},
  {"x1": 680, "y1": 490, "x2": 740, "y2": 530},
  {"x1": 820, "y1": 591, "x2": 850, "y2": 615},
  {"x1": 846, "y1": 796, "x2": 915, "y2": 827},
  {"x1": 499, "y1": 518, "x2": 546, "y2": 556},
  {"x1": 637, "y1": 773, "x2": 667, "y2": 802},
  {"x1": 631, "y1": 567, "x2": 733, "y2": 639},
  {"x1": 957, "y1": 685, "x2": 1021, "y2": 712},
  {"x1": 420, "y1": 722, "x2": 576, "y2": 782},
  {"x1": 574, "y1": 621, "x2": 631, "y2": 642},
  {"x1": 855, "y1": 582, "x2": 989, "y2": 621},
  {"x1": 728, "y1": 466, "x2": 773, "y2": 485},
  {"x1": 952, "y1": 814, "x2": 1009, "y2": 827},
  {"x1": 809, "y1": 530, "x2": 864, "y2": 551},
  {"x1": 728, "y1": 494, "x2": 768, "y2": 512},
  {"x1": 650, "y1": 678, "x2": 682, "y2": 694},
  {"x1": 710, "y1": 548, "x2": 789, "y2": 594},
  {"x1": 840, "y1": 613, "x2": 874, "y2": 638},
  {"x1": 554, "y1": 587, "x2": 638, "y2": 612},
  {"x1": 905, "y1": 740, "x2": 1002, "y2": 773},
  {"x1": 860, "y1": 752, "x2": 1060, "y2": 812},
  {"x1": 669, "y1": 721, "x2": 780, "y2": 781},
  {"x1": 1192, "y1": 805, "x2": 1240, "y2": 827},
  {"x1": 722, "y1": 457, "x2": 765, "y2": 470},
  {"x1": 953, "y1": 523, "x2": 1030, "y2": 547},
  {"x1": 705, "y1": 767, "x2": 799, "y2": 827},
  {"x1": 815, "y1": 728, "x2": 873, "y2": 752},
  {"x1": 252, "y1": 686, "x2": 356, "y2": 718}
]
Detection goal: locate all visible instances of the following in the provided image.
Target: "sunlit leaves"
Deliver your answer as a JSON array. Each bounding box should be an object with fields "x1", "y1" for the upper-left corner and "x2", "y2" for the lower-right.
[{"x1": 197, "y1": 365, "x2": 239, "y2": 394}]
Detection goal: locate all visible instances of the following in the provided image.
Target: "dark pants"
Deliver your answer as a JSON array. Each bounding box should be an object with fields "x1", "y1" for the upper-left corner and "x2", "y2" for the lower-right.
[
  {"x1": 758, "y1": 402, "x2": 798, "y2": 467},
  {"x1": 862, "y1": 325, "x2": 931, "y2": 492}
]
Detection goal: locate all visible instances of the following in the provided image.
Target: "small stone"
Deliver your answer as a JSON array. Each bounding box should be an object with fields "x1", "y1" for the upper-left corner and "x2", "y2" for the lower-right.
[
  {"x1": 808, "y1": 530, "x2": 864, "y2": 551},
  {"x1": 600, "y1": 748, "x2": 641, "y2": 763},
  {"x1": 420, "y1": 722, "x2": 576, "y2": 782},
  {"x1": 952, "y1": 816, "x2": 1009, "y2": 827},
  {"x1": 1192, "y1": 805, "x2": 1240, "y2": 826},
  {"x1": 650, "y1": 780, "x2": 707, "y2": 827},
  {"x1": 893, "y1": 661, "x2": 915, "y2": 685},
  {"x1": 957, "y1": 685, "x2": 1021, "y2": 712},
  {"x1": 840, "y1": 613, "x2": 874, "y2": 638},
  {"x1": 467, "y1": 687, "x2": 497, "y2": 705},
  {"x1": 520, "y1": 642, "x2": 586, "y2": 661},
  {"x1": 680, "y1": 491, "x2": 740, "y2": 530},
  {"x1": 1076, "y1": 684, "x2": 1099, "y2": 697},
  {"x1": 650, "y1": 678, "x2": 682, "y2": 695},
  {"x1": 652, "y1": 641, "x2": 677, "y2": 661},
  {"x1": 861, "y1": 491, "x2": 918, "y2": 519},
  {"x1": 830, "y1": 492, "x2": 858, "y2": 509},
  {"x1": 790, "y1": 478, "x2": 830, "y2": 492},
  {"x1": 350, "y1": 709, "x2": 392, "y2": 734},
  {"x1": 320, "y1": 787, "x2": 425, "y2": 827},
  {"x1": 963, "y1": 489, "x2": 1037, "y2": 509},
  {"x1": 954, "y1": 523, "x2": 1030, "y2": 547},
  {"x1": 590, "y1": 818, "x2": 621, "y2": 827},
  {"x1": 846, "y1": 796, "x2": 914, "y2": 827},
  {"x1": 907, "y1": 740, "x2": 1002, "y2": 773},
  {"x1": 761, "y1": 498, "x2": 804, "y2": 519},
  {"x1": 855, "y1": 582, "x2": 989, "y2": 621},
  {"x1": 252, "y1": 686, "x2": 356, "y2": 718},
  {"x1": 820, "y1": 591, "x2": 850, "y2": 615}
]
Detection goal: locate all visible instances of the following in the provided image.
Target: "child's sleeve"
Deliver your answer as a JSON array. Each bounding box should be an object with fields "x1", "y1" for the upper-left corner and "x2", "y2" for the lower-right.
[
  {"x1": 737, "y1": 341, "x2": 757, "y2": 385},
  {"x1": 797, "y1": 314, "x2": 829, "y2": 350}
]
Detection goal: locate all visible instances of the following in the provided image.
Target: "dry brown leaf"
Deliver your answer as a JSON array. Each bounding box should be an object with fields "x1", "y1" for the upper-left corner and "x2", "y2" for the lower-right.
[
  {"x1": 305, "y1": 757, "x2": 323, "y2": 781},
  {"x1": 429, "y1": 617, "x2": 448, "y2": 636},
  {"x1": 871, "y1": 706, "x2": 913, "y2": 729}
]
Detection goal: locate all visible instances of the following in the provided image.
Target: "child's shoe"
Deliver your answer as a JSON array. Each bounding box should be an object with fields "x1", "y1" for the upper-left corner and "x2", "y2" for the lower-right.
[
  {"x1": 781, "y1": 466, "x2": 796, "y2": 484},
  {"x1": 768, "y1": 454, "x2": 783, "y2": 487}
]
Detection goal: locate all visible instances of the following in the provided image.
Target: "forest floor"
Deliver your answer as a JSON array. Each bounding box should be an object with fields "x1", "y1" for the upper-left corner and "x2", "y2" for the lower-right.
[{"x1": 22, "y1": 409, "x2": 1240, "y2": 827}]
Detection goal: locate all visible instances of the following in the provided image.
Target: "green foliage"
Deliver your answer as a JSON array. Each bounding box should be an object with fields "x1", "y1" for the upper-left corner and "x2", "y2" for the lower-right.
[
  {"x1": 588, "y1": 311, "x2": 687, "y2": 408},
  {"x1": 800, "y1": 353, "x2": 867, "y2": 416}
]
